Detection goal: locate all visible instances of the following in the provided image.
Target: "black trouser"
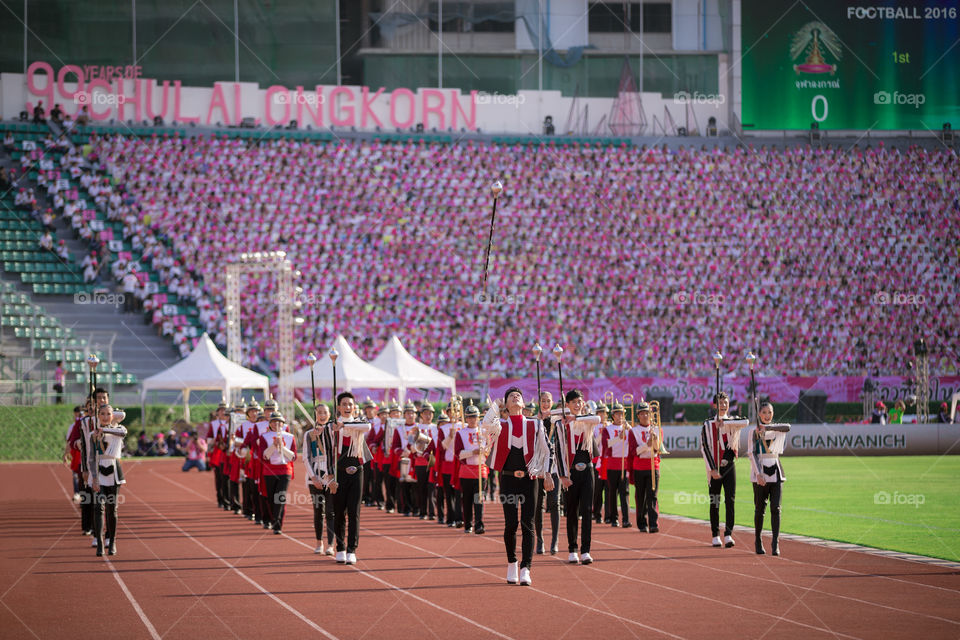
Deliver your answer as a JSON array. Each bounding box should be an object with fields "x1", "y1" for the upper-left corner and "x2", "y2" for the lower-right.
[
  {"x1": 708, "y1": 460, "x2": 736, "y2": 537},
  {"x1": 606, "y1": 468, "x2": 630, "y2": 524},
  {"x1": 371, "y1": 464, "x2": 383, "y2": 506},
  {"x1": 535, "y1": 473, "x2": 560, "y2": 547},
  {"x1": 460, "y1": 477, "x2": 484, "y2": 528},
  {"x1": 500, "y1": 472, "x2": 537, "y2": 568},
  {"x1": 334, "y1": 462, "x2": 363, "y2": 553},
  {"x1": 414, "y1": 465, "x2": 430, "y2": 516},
  {"x1": 363, "y1": 461, "x2": 375, "y2": 504},
  {"x1": 566, "y1": 464, "x2": 595, "y2": 553},
  {"x1": 442, "y1": 473, "x2": 462, "y2": 523},
  {"x1": 93, "y1": 484, "x2": 120, "y2": 543},
  {"x1": 258, "y1": 485, "x2": 269, "y2": 523},
  {"x1": 80, "y1": 486, "x2": 94, "y2": 532},
  {"x1": 633, "y1": 469, "x2": 660, "y2": 529},
  {"x1": 593, "y1": 467, "x2": 606, "y2": 522},
  {"x1": 309, "y1": 484, "x2": 335, "y2": 545},
  {"x1": 383, "y1": 463, "x2": 397, "y2": 511},
  {"x1": 228, "y1": 479, "x2": 240, "y2": 512},
  {"x1": 754, "y1": 481, "x2": 782, "y2": 542},
  {"x1": 242, "y1": 478, "x2": 256, "y2": 517},
  {"x1": 213, "y1": 465, "x2": 224, "y2": 505},
  {"x1": 263, "y1": 474, "x2": 290, "y2": 530},
  {"x1": 400, "y1": 477, "x2": 413, "y2": 515}
]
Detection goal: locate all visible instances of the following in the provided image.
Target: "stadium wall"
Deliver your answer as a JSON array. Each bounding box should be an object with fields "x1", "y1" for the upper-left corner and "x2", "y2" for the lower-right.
[
  {"x1": 0, "y1": 63, "x2": 727, "y2": 135},
  {"x1": 663, "y1": 423, "x2": 960, "y2": 458}
]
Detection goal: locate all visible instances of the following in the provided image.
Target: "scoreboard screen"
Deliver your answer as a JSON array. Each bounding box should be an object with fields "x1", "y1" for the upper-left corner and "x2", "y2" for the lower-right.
[{"x1": 741, "y1": 1, "x2": 960, "y2": 130}]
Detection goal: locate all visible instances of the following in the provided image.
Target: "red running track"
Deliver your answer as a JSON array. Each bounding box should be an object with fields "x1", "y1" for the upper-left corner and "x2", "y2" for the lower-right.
[{"x1": 1, "y1": 460, "x2": 958, "y2": 639}]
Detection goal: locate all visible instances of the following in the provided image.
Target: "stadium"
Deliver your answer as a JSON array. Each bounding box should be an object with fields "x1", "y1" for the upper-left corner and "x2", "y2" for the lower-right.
[{"x1": 0, "y1": 1, "x2": 958, "y2": 638}]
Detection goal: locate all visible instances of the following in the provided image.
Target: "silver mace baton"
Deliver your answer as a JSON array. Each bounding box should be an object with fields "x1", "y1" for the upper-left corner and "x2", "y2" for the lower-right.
[
  {"x1": 480, "y1": 180, "x2": 504, "y2": 291},
  {"x1": 552, "y1": 344, "x2": 566, "y2": 474},
  {"x1": 329, "y1": 347, "x2": 340, "y2": 485},
  {"x1": 306, "y1": 352, "x2": 318, "y2": 420},
  {"x1": 713, "y1": 350, "x2": 723, "y2": 420},
  {"x1": 533, "y1": 342, "x2": 543, "y2": 415},
  {"x1": 86, "y1": 353, "x2": 101, "y2": 478},
  {"x1": 745, "y1": 350, "x2": 759, "y2": 426}
]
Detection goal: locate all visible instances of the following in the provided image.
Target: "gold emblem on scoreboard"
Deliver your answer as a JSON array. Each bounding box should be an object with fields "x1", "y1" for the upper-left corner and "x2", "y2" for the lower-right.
[{"x1": 791, "y1": 21, "x2": 842, "y2": 74}]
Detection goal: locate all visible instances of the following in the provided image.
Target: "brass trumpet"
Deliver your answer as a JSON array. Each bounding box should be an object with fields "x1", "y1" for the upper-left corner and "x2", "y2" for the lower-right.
[{"x1": 648, "y1": 400, "x2": 668, "y2": 456}]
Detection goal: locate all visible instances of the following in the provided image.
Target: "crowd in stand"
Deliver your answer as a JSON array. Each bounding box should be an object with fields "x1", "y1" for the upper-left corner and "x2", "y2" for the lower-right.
[{"x1": 14, "y1": 130, "x2": 960, "y2": 379}]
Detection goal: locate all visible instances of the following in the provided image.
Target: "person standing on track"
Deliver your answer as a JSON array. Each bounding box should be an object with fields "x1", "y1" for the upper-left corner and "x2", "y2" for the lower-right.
[
  {"x1": 257, "y1": 413, "x2": 296, "y2": 535},
  {"x1": 749, "y1": 402, "x2": 790, "y2": 556},
  {"x1": 325, "y1": 392, "x2": 372, "y2": 565},
  {"x1": 626, "y1": 401, "x2": 661, "y2": 533},
  {"x1": 700, "y1": 391, "x2": 749, "y2": 548},
  {"x1": 557, "y1": 389, "x2": 602, "y2": 565},
  {"x1": 482, "y1": 387, "x2": 555, "y2": 586},
  {"x1": 89, "y1": 403, "x2": 127, "y2": 557},
  {"x1": 304, "y1": 403, "x2": 335, "y2": 555}
]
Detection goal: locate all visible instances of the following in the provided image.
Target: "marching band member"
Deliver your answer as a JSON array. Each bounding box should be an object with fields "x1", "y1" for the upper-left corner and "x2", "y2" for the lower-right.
[
  {"x1": 224, "y1": 401, "x2": 245, "y2": 515},
  {"x1": 66, "y1": 399, "x2": 94, "y2": 536},
  {"x1": 413, "y1": 404, "x2": 438, "y2": 520},
  {"x1": 379, "y1": 401, "x2": 402, "y2": 513},
  {"x1": 238, "y1": 400, "x2": 261, "y2": 520},
  {"x1": 361, "y1": 399, "x2": 379, "y2": 506},
  {"x1": 749, "y1": 403, "x2": 790, "y2": 556},
  {"x1": 627, "y1": 401, "x2": 661, "y2": 533},
  {"x1": 557, "y1": 390, "x2": 602, "y2": 565},
  {"x1": 454, "y1": 402, "x2": 486, "y2": 534},
  {"x1": 304, "y1": 403, "x2": 335, "y2": 555},
  {"x1": 325, "y1": 392, "x2": 372, "y2": 565},
  {"x1": 522, "y1": 402, "x2": 536, "y2": 418},
  {"x1": 535, "y1": 391, "x2": 561, "y2": 555},
  {"x1": 257, "y1": 413, "x2": 296, "y2": 535},
  {"x1": 369, "y1": 404, "x2": 388, "y2": 510},
  {"x1": 90, "y1": 404, "x2": 127, "y2": 556},
  {"x1": 700, "y1": 392, "x2": 749, "y2": 548},
  {"x1": 208, "y1": 402, "x2": 229, "y2": 509},
  {"x1": 391, "y1": 401, "x2": 419, "y2": 516},
  {"x1": 74, "y1": 387, "x2": 111, "y2": 549},
  {"x1": 602, "y1": 402, "x2": 632, "y2": 528},
  {"x1": 437, "y1": 404, "x2": 463, "y2": 528},
  {"x1": 592, "y1": 402, "x2": 609, "y2": 525},
  {"x1": 251, "y1": 399, "x2": 277, "y2": 526},
  {"x1": 482, "y1": 387, "x2": 555, "y2": 586}
]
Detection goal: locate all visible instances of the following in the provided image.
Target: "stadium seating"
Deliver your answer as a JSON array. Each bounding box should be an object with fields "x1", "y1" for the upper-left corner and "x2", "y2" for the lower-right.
[{"x1": 37, "y1": 129, "x2": 960, "y2": 379}]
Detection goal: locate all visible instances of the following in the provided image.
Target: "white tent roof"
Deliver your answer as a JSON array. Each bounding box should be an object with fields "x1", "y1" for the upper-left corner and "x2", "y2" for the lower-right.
[
  {"x1": 370, "y1": 335, "x2": 456, "y2": 397},
  {"x1": 140, "y1": 333, "x2": 270, "y2": 399},
  {"x1": 286, "y1": 335, "x2": 402, "y2": 390}
]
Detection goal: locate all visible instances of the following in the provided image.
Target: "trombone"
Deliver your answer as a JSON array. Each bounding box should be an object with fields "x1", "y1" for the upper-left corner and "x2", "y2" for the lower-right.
[{"x1": 648, "y1": 400, "x2": 668, "y2": 492}]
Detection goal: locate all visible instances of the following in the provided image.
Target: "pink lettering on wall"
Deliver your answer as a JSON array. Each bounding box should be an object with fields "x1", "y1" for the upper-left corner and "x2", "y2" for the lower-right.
[
  {"x1": 389, "y1": 88, "x2": 416, "y2": 129},
  {"x1": 21, "y1": 64, "x2": 480, "y2": 132},
  {"x1": 421, "y1": 89, "x2": 445, "y2": 130},
  {"x1": 329, "y1": 87, "x2": 356, "y2": 127}
]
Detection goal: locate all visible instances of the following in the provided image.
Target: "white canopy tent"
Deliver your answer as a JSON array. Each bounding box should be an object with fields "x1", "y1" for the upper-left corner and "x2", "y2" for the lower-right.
[
  {"x1": 370, "y1": 335, "x2": 457, "y2": 402},
  {"x1": 286, "y1": 335, "x2": 402, "y2": 400},
  {"x1": 139, "y1": 333, "x2": 270, "y2": 421}
]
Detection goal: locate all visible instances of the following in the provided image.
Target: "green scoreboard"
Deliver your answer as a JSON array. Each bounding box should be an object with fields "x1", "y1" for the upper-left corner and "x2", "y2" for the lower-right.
[{"x1": 741, "y1": 1, "x2": 960, "y2": 130}]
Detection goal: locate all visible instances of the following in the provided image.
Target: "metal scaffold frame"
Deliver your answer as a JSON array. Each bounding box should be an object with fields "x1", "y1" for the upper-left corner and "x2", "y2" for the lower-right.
[{"x1": 224, "y1": 251, "x2": 298, "y2": 418}]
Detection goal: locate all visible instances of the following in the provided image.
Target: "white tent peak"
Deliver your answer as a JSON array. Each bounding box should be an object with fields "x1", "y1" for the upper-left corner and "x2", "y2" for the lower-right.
[
  {"x1": 286, "y1": 335, "x2": 401, "y2": 391},
  {"x1": 140, "y1": 333, "x2": 270, "y2": 420},
  {"x1": 370, "y1": 334, "x2": 456, "y2": 399}
]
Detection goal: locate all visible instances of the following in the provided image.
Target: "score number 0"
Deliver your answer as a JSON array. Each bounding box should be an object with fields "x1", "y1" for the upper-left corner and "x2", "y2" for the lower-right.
[{"x1": 812, "y1": 95, "x2": 828, "y2": 122}]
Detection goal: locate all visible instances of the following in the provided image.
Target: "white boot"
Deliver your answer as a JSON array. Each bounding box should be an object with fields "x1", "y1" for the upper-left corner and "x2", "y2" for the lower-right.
[
  {"x1": 346, "y1": 553, "x2": 357, "y2": 565},
  {"x1": 712, "y1": 536, "x2": 722, "y2": 547},
  {"x1": 567, "y1": 551, "x2": 579, "y2": 564},
  {"x1": 724, "y1": 535, "x2": 735, "y2": 548},
  {"x1": 335, "y1": 550, "x2": 346, "y2": 564},
  {"x1": 506, "y1": 561, "x2": 519, "y2": 584},
  {"x1": 580, "y1": 553, "x2": 593, "y2": 565},
  {"x1": 518, "y1": 567, "x2": 531, "y2": 586}
]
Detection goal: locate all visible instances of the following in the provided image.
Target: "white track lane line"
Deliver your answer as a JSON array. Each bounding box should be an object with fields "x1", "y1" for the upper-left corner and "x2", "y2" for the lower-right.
[
  {"x1": 48, "y1": 467, "x2": 162, "y2": 640},
  {"x1": 153, "y1": 469, "x2": 514, "y2": 640}
]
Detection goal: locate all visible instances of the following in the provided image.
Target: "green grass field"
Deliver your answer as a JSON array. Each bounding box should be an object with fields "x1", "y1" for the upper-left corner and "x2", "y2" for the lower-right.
[{"x1": 641, "y1": 456, "x2": 960, "y2": 562}]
